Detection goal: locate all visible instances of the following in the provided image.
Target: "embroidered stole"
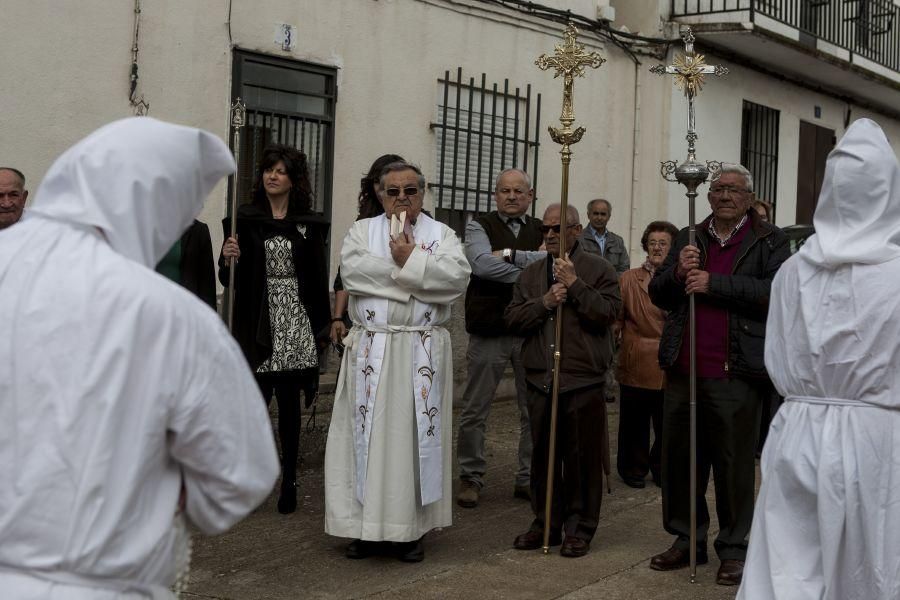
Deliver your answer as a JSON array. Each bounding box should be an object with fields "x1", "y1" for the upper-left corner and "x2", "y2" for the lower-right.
[{"x1": 353, "y1": 215, "x2": 444, "y2": 506}]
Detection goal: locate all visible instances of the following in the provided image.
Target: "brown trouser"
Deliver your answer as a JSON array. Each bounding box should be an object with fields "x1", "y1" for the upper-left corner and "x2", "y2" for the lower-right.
[{"x1": 526, "y1": 383, "x2": 609, "y2": 542}]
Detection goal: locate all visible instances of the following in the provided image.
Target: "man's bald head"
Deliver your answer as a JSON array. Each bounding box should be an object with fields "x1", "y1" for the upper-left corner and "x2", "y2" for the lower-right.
[
  {"x1": 542, "y1": 203, "x2": 582, "y2": 256},
  {"x1": 543, "y1": 203, "x2": 580, "y2": 225}
]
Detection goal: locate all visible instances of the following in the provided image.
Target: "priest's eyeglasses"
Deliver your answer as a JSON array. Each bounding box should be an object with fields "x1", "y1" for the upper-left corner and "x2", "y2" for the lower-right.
[
  {"x1": 539, "y1": 223, "x2": 578, "y2": 234},
  {"x1": 385, "y1": 186, "x2": 420, "y2": 197}
]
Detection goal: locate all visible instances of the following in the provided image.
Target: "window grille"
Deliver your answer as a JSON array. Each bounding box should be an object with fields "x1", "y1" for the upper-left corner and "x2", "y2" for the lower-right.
[
  {"x1": 230, "y1": 51, "x2": 336, "y2": 217},
  {"x1": 430, "y1": 68, "x2": 541, "y2": 237},
  {"x1": 740, "y1": 100, "x2": 780, "y2": 221}
]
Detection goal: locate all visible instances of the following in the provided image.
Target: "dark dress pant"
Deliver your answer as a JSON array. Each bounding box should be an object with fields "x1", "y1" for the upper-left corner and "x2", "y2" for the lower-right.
[
  {"x1": 617, "y1": 384, "x2": 663, "y2": 483},
  {"x1": 661, "y1": 372, "x2": 762, "y2": 561},
  {"x1": 527, "y1": 384, "x2": 607, "y2": 542}
]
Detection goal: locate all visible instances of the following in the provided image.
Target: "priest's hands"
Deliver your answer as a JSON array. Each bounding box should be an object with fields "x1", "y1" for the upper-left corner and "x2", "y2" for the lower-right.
[
  {"x1": 553, "y1": 254, "x2": 577, "y2": 287},
  {"x1": 389, "y1": 232, "x2": 416, "y2": 268},
  {"x1": 543, "y1": 282, "x2": 568, "y2": 309}
]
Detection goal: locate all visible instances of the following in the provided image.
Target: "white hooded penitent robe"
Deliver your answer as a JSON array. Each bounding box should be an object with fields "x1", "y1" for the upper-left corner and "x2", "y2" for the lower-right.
[
  {"x1": 324, "y1": 214, "x2": 470, "y2": 542},
  {"x1": 738, "y1": 118, "x2": 900, "y2": 600},
  {"x1": 0, "y1": 118, "x2": 279, "y2": 600}
]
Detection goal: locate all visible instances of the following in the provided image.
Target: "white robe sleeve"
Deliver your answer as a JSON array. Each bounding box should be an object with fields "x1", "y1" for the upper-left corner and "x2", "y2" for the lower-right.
[
  {"x1": 167, "y1": 315, "x2": 279, "y2": 535},
  {"x1": 392, "y1": 227, "x2": 471, "y2": 305},
  {"x1": 340, "y1": 221, "x2": 412, "y2": 303}
]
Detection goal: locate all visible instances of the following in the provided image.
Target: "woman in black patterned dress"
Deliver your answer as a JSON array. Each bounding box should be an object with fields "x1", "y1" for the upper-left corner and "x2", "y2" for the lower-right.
[{"x1": 219, "y1": 144, "x2": 329, "y2": 514}]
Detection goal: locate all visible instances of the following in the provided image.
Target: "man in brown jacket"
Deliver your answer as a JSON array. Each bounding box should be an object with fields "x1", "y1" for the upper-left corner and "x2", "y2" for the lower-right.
[
  {"x1": 615, "y1": 221, "x2": 679, "y2": 489},
  {"x1": 505, "y1": 203, "x2": 621, "y2": 558}
]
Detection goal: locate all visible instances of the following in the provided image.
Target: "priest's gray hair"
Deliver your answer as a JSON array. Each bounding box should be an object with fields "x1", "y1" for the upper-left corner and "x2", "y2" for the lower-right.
[
  {"x1": 494, "y1": 168, "x2": 532, "y2": 191},
  {"x1": 544, "y1": 203, "x2": 580, "y2": 225},
  {"x1": 718, "y1": 163, "x2": 754, "y2": 193},
  {"x1": 379, "y1": 161, "x2": 426, "y2": 191}
]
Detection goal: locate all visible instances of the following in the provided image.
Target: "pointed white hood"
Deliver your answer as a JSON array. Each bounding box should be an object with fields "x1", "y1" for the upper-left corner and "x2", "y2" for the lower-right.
[
  {"x1": 28, "y1": 117, "x2": 235, "y2": 267},
  {"x1": 800, "y1": 118, "x2": 900, "y2": 267}
]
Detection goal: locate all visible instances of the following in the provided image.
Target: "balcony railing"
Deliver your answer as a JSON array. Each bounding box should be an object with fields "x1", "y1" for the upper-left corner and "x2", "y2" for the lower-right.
[{"x1": 671, "y1": 0, "x2": 900, "y2": 73}]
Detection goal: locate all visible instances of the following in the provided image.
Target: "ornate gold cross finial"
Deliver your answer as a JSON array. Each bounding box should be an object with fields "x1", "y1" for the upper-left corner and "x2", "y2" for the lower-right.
[
  {"x1": 533, "y1": 23, "x2": 605, "y2": 557},
  {"x1": 535, "y1": 24, "x2": 604, "y2": 149},
  {"x1": 650, "y1": 28, "x2": 728, "y2": 98}
]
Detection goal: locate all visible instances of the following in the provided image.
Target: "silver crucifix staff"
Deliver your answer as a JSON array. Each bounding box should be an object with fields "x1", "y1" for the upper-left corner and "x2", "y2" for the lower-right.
[
  {"x1": 650, "y1": 26, "x2": 728, "y2": 584},
  {"x1": 225, "y1": 98, "x2": 246, "y2": 332}
]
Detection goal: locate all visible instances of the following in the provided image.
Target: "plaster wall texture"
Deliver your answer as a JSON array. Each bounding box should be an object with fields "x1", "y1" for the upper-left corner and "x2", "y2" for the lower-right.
[
  {"x1": 609, "y1": 0, "x2": 669, "y2": 36},
  {"x1": 1, "y1": 0, "x2": 671, "y2": 278},
  {"x1": 664, "y1": 50, "x2": 900, "y2": 229}
]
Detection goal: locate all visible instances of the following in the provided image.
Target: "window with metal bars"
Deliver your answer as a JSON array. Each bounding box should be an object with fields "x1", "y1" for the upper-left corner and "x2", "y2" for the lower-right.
[
  {"x1": 740, "y1": 100, "x2": 780, "y2": 221},
  {"x1": 430, "y1": 68, "x2": 541, "y2": 238},
  {"x1": 230, "y1": 50, "x2": 335, "y2": 218}
]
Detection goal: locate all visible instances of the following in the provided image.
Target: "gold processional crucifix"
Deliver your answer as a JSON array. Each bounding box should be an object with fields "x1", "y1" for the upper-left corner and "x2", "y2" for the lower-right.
[
  {"x1": 533, "y1": 23, "x2": 604, "y2": 555},
  {"x1": 650, "y1": 26, "x2": 727, "y2": 584}
]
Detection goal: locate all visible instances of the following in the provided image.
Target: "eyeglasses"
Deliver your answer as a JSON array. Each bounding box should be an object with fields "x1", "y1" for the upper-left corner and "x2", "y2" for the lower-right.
[
  {"x1": 710, "y1": 186, "x2": 749, "y2": 196},
  {"x1": 647, "y1": 240, "x2": 670, "y2": 248},
  {"x1": 384, "y1": 186, "x2": 420, "y2": 198},
  {"x1": 539, "y1": 223, "x2": 578, "y2": 234}
]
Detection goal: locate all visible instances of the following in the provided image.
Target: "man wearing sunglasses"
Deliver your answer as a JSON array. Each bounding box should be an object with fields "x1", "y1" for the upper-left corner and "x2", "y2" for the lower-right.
[
  {"x1": 648, "y1": 163, "x2": 789, "y2": 585},
  {"x1": 457, "y1": 168, "x2": 547, "y2": 510},
  {"x1": 505, "y1": 204, "x2": 621, "y2": 558}
]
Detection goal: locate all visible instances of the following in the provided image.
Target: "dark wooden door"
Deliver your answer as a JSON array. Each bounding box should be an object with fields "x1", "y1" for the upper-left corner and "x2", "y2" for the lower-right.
[{"x1": 796, "y1": 121, "x2": 835, "y2": 224}]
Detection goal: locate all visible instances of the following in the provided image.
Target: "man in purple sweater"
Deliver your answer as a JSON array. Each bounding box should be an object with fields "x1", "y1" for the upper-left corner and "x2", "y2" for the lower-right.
[{"x1": 647, "y1": 164, "x2": 790, "y2": 586}]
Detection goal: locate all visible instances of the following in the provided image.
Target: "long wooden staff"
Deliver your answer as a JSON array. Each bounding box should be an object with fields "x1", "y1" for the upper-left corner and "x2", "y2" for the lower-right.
[
  {"x1": 226, "y1": 98, "x2": 246, "y2": 331},
  {"x1": 535, "y1": 24, "x2": 604, "y2": 554}
]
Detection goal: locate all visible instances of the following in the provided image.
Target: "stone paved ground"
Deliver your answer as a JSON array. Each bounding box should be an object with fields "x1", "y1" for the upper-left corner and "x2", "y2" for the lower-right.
[{"x1": 184, "y1": 391, "x2": 743, "y2": 600}]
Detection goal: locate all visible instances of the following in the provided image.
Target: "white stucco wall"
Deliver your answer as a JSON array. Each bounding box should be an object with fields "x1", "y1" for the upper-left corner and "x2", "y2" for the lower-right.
[
  {"x1": 0, "y1": 0, "x2": 672, "y2": 277},
  {"x1": 5, "y1": 0, "x2": 898, "y2": 277}
]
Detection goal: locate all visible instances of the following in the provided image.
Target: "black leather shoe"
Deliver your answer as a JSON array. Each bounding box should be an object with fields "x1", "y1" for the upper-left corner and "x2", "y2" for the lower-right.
[
  {"x1": 649, "y1": 546, "x2": 708, "y2": 571},
  {"x1": 622, "y1": 476, "x2": 646, "y2": 489},
  {"x1": 277, "y1": 481, "x2": 297, "y2": 514},
  {"x1": 396, "y1": 537, "x2": 424, "y2": 563},
  {"x1": 513, "y1": 530, "x2": 562, "y2": 550},
  {"x1": 560, "y1": 536, "x2": 590, "y2": 558},
  {"x1": 716, "y1": 559, "x2": 744, "y2": 586},
  {"x1": 513, "y1": 484, "x2": 531, "y2": 501},
  {"x1": 345, "y1": 539, "x2": 379, "y2": 559}
]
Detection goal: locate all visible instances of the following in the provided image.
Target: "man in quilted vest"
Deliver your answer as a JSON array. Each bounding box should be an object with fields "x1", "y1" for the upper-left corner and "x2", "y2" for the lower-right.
[{"x1": 457, "y1": 168, "x2": 546, "y2": 508}]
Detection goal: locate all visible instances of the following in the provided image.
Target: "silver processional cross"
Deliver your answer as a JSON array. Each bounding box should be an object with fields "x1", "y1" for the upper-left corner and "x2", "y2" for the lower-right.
[
  {"x1": 650, "y1": 26, "x2": 727, "y2": 585},
  {"x1": 651, "y1": 27, "x2": 728, "y2": 172}
]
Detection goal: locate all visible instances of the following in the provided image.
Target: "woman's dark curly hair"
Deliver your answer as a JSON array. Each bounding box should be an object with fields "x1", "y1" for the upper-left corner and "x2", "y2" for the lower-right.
[
  {"x1": 252, "y1": 144, "x2": 313, "y2": 214},
  {"x1": 640, "y1": 220, "x2": 679, "y2": 253},
  {"x1": 356, "y1": 153, "x2": 405, "y2": 220}
]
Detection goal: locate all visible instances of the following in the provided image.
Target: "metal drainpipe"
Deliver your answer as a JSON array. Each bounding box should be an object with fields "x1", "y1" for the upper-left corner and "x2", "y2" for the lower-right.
[{"x1": 628, "y1": 58, "x2": 642, "y2": 264}]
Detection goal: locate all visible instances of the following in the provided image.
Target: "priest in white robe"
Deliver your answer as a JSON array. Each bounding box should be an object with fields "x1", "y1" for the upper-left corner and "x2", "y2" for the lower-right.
[
  {"x1": 324, "y1": 161, "x2": 470, "y2": 562},
  {"x1": 738, "y1": 118, "x2": 900, "y2": 600},
  {"x1": 0, "y1": 117, "x2": 280, "y2": 600}
]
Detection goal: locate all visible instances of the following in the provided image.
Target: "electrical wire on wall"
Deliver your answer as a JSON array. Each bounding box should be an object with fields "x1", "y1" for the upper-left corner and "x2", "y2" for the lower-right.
[
  {"x1": 129, "y1": 0, "x2": 150, "y2": 115},
  {"x1": 473, "y1": 0, "x2": 677, "y2": 63}
]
